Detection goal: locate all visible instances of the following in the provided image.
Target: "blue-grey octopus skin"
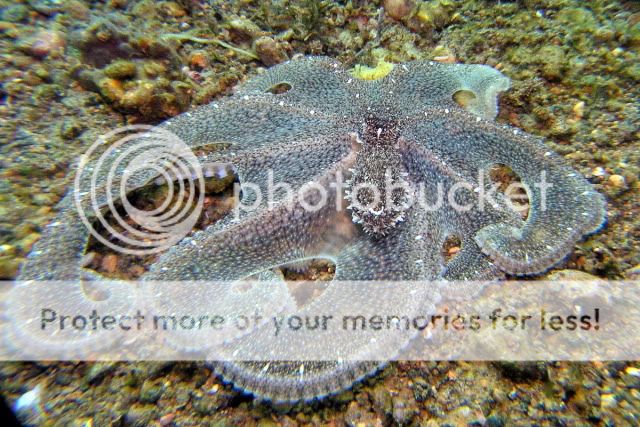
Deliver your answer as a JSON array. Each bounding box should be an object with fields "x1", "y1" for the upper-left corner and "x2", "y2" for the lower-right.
[{"x1": 16, "y1": 57, "x2": 606, "y2": 402}]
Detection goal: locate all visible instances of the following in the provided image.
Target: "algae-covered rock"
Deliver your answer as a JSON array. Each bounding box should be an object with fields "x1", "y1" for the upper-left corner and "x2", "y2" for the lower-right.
[
  {"x1": 103, "y1": 59, "x2": 138, "y2": 79},
  {"x1": 556, "y1": 7, "x2": 597, "y2": 33},
  {"x1": 0, "y1": 256, "x2": 21, "y2": 279},
  {"x1": 254, "y1": 36, "x2": 288, "y2": 66},
  {"x1": 97, "y1": 77, "x2": 124, "y2": 103},
  {"x1": 384, "y1": 0, "x2": 415, "y2": 21},
  {"x1": 415, "y1": 0, "x2": 455, "y2": 30},
  {"x1": 1, "y1": 5, "x2": 29, "y2": 23},
  {"x1": 537, "y1": 45, "x2": 567, "y2": 81},
  {"x1": 139, "y1": 379, "x2": 165, "y2": 403}
]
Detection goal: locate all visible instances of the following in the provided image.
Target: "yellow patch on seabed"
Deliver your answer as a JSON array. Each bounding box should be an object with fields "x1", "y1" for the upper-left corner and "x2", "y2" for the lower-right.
[{"x1": 350, "y1": 60, "x2": 395, "y2": 80}]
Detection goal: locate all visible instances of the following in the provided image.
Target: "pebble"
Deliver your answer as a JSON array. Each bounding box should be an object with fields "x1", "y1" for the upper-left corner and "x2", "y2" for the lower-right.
[
  {"x1": 0, "y1": 244, "x2": 16, "y2": 256},
  {"x1": 125, "y1": 404, "x2": 159, "y2": 427},
  {"x1": 391, "y1": 389, "x2": 418, "y2": 425},
  {"x1": 27, "y1": 0, "x2": 65, "y2": 16},
  {"x1": 17, "y1": 233, "x2": 40, "y2": 254},
  {"x1": 626, "y1": 264, "x2": 640, "y2": 279},
  {"x1": 27, "y1": 30, "x2": 65, "y2": 58},
  {"x1": 1, "y1": 5, "x2": 29, "y2": 22},
  {"x1": 601, "y1": 393, "x2": 617, "y2": 408},
  {"x1": 608, "y1": 174, "x2": 626, "y2": 188},
  {"x1": 13, "y1": 385, "x2": 44, "y2": 425},
  {"x1": 103, "y1": 60, "x2": 137, "y2": 79},
  {"x1": 572, "y1": 101, "x2": 585, "y2": 120},
  {"x1": 100, "y1": 254, "x2": 119, "y2": 274},
  {"x1": 85, "y1": 362, "x2": 116, "y2": 384},
  {"x1": 486, "y1": 415, "x2": 506, "y2": 427},
  {"x1": 159, "y1": 413, "x2": 176, "y2": 427},
  {"x1": 384, "y1": 0, "x2": 415, "y2": 20},
  {"x1": 32, "y1": 193, "x2": 54, "y2": 206},
  {"x1": 188, "y1": 50, "x2": 209, "y2": 70},
  {"x1": 254, "y1": 36, "x2": 287, "y2": 66},
  {"x1": 626, "y1": 367, "x2": 640, "y2": 377},
  {"x1": 0, "y1": 256, "x2": 20, "y2": 279},
  {"x1": 139, "y1": 379, "x2": 164, "y2": 403}
]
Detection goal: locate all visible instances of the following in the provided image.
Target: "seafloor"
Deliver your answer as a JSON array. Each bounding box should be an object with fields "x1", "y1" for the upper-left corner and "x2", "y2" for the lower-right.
[{"x1": 0, "y1": 0, "x2": 639, "y2": 425}]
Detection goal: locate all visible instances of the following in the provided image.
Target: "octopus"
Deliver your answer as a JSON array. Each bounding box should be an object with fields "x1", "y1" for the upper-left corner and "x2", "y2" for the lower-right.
[{"x1": 13, "y1": 57, "x2": 605, "y2": 402}]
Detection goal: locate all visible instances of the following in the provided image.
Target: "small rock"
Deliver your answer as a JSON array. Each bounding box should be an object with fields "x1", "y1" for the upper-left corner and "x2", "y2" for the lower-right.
[
  {"x1": 622, "y1": 366, "x2": 640, "y2": 389},
  {"x1": 344, "y1": 401, "x2": 382, "y2": 427},
  {"x1": 85, "y1": 362, "x2": 116, "y2": 384},
  {"x1": 572, "y1": 101, "x2": 585, "y2": 120},
  {"x1": 159, "y1": 413, "x2": 175, "y2": 427},
  {"x1": 225, "y1": 17, "x2": 263, "y2": 41},
  {"x1": 26, "y1": 30, "x2": 65, "y2": 58},
  {"x1": 0, "y1": 245, "x2": 16, "y2": 257},
  {"x1": 125, "y1": 404, "x2": 159, "y2": 427},
  {"x1": 391, "y1": 389, "x2": 418, "y2": 425},
  {"x1": 159, "y1": 1, "x2": 186, "y2": 17},
  {"x1": 608, "y1": 174, "x2": 626, "y2": 189},
  {"x1": 485, "y1": 414, "x2": 506, "y2": 427},
  {"x1": 63, "y1": 0, "x2": 90, "y2": 20},
  {"x1": 411, "y1": 377, "x2": 432, "y2": 402},
  {"x1": 626, "y1": 366, "x2": 640, "y2": 377},
  {"x1": 59, "y1": 119, "x2": 85, "y2": 140},
  {"x1": 1, "y1": 5, "x2": 29, "y2": 23},
  {"x1": 13, "y1": 385, "x2": 44, "y2": 426},
  {"x1": 191, "y1": 390, "x2": 228, "y2": 415},
  {"x1": 103, "y1": 60, "x2": 138, "y2": 80},
  {"x1": 370, "y1": 387, "x2": 393, "y2": 415},
  {"x1": 455, "y1": 405, "x2": 472, "y2": 417},
  {"x1": 384, "y1": 0, "x2": 415, "y2": 20},
  {"x1": 100, "y1": 254, "x2": 119, "y2": 274},
  {"x1": 254, "y1": 37, "x2": 287, "y2": 66},
  {"x1": 17, "y1": 234, "x2": 40, "y2": 254},
  {"x1": 31, "y1": 193, "x2": 54, "y2": 206},
  {"x1": 415, "y1": 0, "x2": 453, "y2": 30},
  {"x1": 188, "y1": 50, "x2": 209, "y2": 70},
  {"x1": 601, "y1": 393, "x2": 617, "y2": 408},
  {"x1": 0, "y1": 256, "x2": 22, "y2": 279},
  {"x1": 27, "y1": 0, "x2": 65, "y2": 16},
  {"x1": 625, "y1": 264, "x2": 640, "y2": 279},
  {"x1": 538, "y1": 45, "x2": 566, "y2": 81},
  {"x1": 139, "y1": 379, "x2": 164, "y2": 403},
  {"x1": 97, "y1": 78, "x2": 125, "y2": 103},
  {"x1": 54, "y1": 370, "x2": 74, "y2": 386}
]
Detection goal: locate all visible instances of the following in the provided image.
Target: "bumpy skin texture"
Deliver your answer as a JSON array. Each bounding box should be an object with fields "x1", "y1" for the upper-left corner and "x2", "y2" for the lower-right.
[{"x1": 16, "y1": 57, "x2": 606, "y2": 402}]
